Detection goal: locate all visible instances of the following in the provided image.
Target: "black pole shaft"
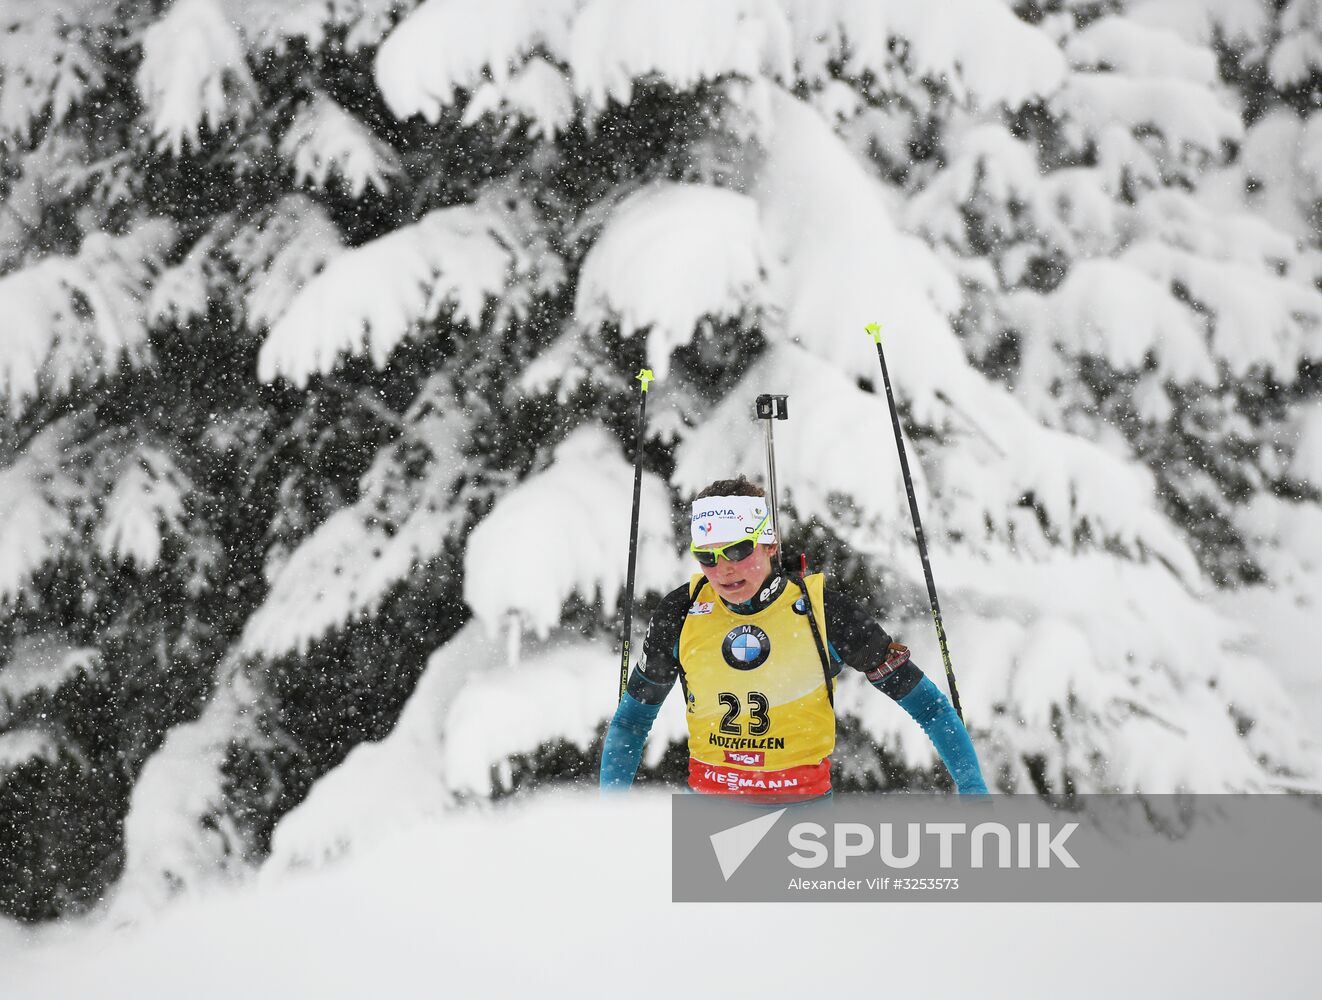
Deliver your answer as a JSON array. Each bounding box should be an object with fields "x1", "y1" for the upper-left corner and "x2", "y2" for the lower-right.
[
  {"x1": 761, "y1": 417, "x2": 782, "y2": 571},
  {"x1": 618, "y1": 374, "x2": 651, "y2": 701},
  {"x1": 871, "y1": 338, "x2": 964, "y2": 723},
  {"x1": 755, "y1": 394, "x2": 789, "y2": 572}
]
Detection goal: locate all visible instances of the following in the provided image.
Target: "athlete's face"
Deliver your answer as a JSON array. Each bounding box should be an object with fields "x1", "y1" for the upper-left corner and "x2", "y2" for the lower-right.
[{"x1": 698, "y1": 542, "x2": 777, "y2": 603}]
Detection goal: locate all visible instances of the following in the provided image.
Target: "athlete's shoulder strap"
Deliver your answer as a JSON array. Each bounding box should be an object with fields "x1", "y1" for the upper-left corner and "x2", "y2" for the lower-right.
[
  {"x1": 688, "y1": 573, "x2": 707, "y2": 605},
  {"x1": 789, "y1": 572, "x2": 834, "y2": 708}
]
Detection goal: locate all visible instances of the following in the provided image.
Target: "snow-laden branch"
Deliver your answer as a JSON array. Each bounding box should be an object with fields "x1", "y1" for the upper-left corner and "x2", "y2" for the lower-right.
[
  {"x1": 1237, "y1": 110, "x2": 1322, "y2": 241},
  {"x1": 0, "y1": 220, "x2": 176, "y2": 416},
  {"x1": 1237, "y1": 494, "x2": 1322, "y2": 590},
  {"x1": 245, "y1": 0, "x2": 404, "y2": 54},
  {"x1": 97, "y1": 446, "x2": 192, "y2": 570},
  {"x1": 575, "y1": 182, "x2": 766, "y2": 378},
  {"x1": 1138, "y1": 187, "x2": 1301, "y2": 270},
  {"x1": 374, "y1": 0, "x2": 579, "y2": 121},
  {"x1": 569, "y1": 0, "x2": 793, "y2": 109},
  {"x1": 0, "y1": 1, "x2": 109, "y2": 142},
  {"x1": 377, "y1": 0, "x2": 795, "y2": 121},
  {"x1": 1004, "y1": 227, "x2": 1322, "y2": 387},
  {"x1": 231, "y1": 195, "x2": 346, "y2": 332},
  {"x1": 1270, "y1": 0, "x2": 1322, "y2": 88},
  {"x1": 136, "y1": 0, "x2": 258, "y2": 155},
  {"x1": 673, "y1": 343, "x2": 918, "y2": 563},
  {"x1": 0, "y1": 636, "x2": 101, "y2": 726},
  {"x1": 257, "y1": 194, "x2": 550, "y2": 385},
  {"x1": 0, "y1": 728, "x2": 62, "y2": 774},
  {"x1": 0, "y1": 420, "x2": 84, "y2": 603},
  {"x1": 785, "y1": 0, "x2": 1066, "y2": 108},
  {"x1": 754, "y1": 88, "x2": 962, "y2": 407},
  {"x1": 376, "y1": 0, "x2": 1063, "y2": 130},
  {"x1": 280, "y1": 92, "x2": 401, "y2": 197},
  {"x1": 1006, "y1": 261, "x2": 1214, "y2": 381},
  {"x1": 935, "y1": 374, "x2": 1203, "y2": 584},
  {"x1": 461, "y1": 57, "x2": 575, "y2": 139},
  {"x1": 0, "y1": 638, "x2": 99, "y2": 776},
  {"x1": 1052, "y1": 73, "x2": 1243, "y2": 159},
  {"x1": 1123, "y1": 241, "x2": 1322, "y2": 379},
  {"x1": 1065, "y1": 15, "x2": 1217, "y2": 84},
  {"x1": 148, "y1": 218, "x2": 237, "y2": 329},
  {"x1": 242, "y1": 374, "x2": 471, "y2": 658},
  {"x1": 1288, "y1": 404, "x2": 1322, "y2": 489},
  {"x1": 927, "y1": 551, "x2": 1314, "y2": 792},
  {"x1": 463, "y1": 424, "x2": 680, "y2": 637},
  {"x1": 906, "y1": 123, "x2": 1096, "y2": 263},
  {"x1": 1123, "y1": 0, "x2": 1267, "y2": 49},
  {"x1": 1, "y1": 419, "x2": 209, "y2": 603}
]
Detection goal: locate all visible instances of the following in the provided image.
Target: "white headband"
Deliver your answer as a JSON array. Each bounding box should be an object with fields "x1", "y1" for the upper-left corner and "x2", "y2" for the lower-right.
[{"x1": 690, "y1": 495, "x2": 775, "y2": 547}]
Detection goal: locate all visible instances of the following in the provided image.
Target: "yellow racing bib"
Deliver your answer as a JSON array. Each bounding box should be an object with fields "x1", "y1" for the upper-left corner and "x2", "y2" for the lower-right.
[{"x1": 679, "y1": 573, "x2": 835, "y2": 774}]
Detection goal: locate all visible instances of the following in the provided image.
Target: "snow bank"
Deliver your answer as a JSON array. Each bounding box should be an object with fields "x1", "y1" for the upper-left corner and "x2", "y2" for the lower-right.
[
  {"x1": 8, "y1": 793, "x2": 1322, "y2": 1000},
  {"x1": 266, "y1": 621, "x2": 644, "y2": 867}
]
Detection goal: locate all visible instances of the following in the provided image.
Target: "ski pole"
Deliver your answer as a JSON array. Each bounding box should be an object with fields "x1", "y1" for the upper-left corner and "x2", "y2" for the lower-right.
[
  {"x1": 754, "y1": 394, "x2": 788, "y2": 571},
  {"x1": 618, "y1": 368, "x2": 655, "y2": 701},
  {"x1": 864, "y1": 323, "x2": 964, "y2": 723}
]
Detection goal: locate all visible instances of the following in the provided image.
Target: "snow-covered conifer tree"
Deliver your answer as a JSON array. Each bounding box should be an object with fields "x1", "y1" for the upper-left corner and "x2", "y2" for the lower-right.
[{"x1": 2, "y1": 0, "x2": 1319, "y2": 919}]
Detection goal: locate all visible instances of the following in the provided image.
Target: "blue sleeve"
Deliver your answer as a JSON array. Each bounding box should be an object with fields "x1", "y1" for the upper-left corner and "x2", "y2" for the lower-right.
[
  {"x1": 896, "y1": 676, "x2": 989, "y2": 795},
  {"x1": 599, "y1": 691, "x2": 662, "y2": 791}
]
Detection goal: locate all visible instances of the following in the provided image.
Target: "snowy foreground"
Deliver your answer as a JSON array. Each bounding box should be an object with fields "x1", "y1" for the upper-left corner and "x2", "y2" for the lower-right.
[{"x1": 4, "y1": 791, "x2": 1320, "y2": 1000}]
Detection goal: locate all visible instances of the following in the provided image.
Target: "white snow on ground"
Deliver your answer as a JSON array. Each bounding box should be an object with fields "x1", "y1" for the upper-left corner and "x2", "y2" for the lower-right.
[{"x1": 3, "y1": 792, "x2": 1320, "y2": 1000}]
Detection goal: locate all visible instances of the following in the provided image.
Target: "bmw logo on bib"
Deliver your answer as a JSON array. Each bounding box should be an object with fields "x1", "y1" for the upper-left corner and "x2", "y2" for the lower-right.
[
  {"x1": 722, "y1": 624, "x2": 771, "y2": 670},
  {"x1": 792, "y1": 596, "x2": 809, "y2": 615}
]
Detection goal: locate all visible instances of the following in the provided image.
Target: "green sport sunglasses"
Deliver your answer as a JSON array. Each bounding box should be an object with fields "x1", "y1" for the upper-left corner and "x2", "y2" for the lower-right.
[{"x1": 689, "y1": 512, "x2": 771, "y2": 567}]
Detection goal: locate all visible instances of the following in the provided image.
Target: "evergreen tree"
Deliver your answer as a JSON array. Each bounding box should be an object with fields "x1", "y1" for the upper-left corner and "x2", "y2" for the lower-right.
[{"x1": 1, "y1": 0, "x2": 1318, "y2": 920}]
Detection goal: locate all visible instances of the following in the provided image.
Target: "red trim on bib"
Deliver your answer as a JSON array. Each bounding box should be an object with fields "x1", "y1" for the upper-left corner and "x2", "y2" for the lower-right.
[{"x1": 688, "y1": 757, "x2": 831, "y2": 800}]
